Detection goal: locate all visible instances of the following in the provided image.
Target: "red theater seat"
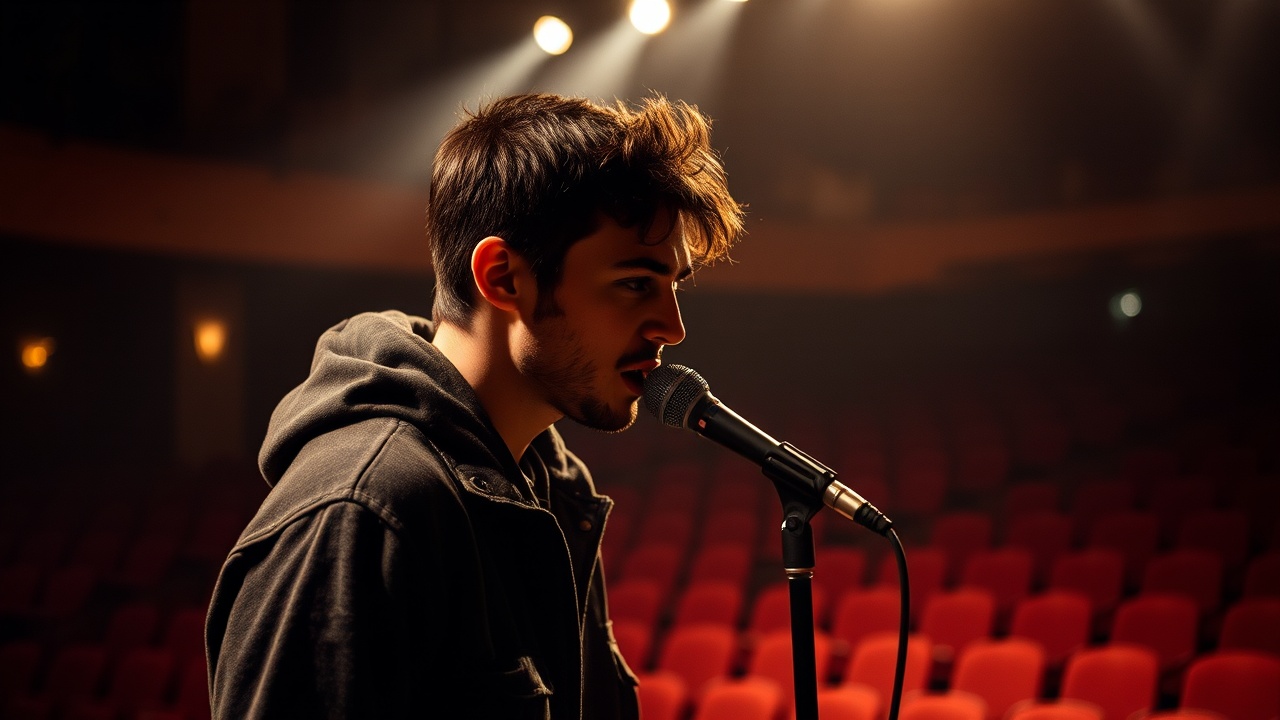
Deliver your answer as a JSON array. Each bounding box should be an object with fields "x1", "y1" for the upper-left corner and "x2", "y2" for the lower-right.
[
  {"x1": 1009, "y1": 591, "x2": 1092, "y2": 670},
  {"x1": 949, "y1": 638, "x2": 1045, "y2": 720},
  {"x1": 1110, "y1": 594, "x2": 1198, "y2": 673},
  {"x1": 1180, "y1": 651, "x2": 1280, "y2": 720},
  {"x1": 655, "y1": 624, "x2": 739, "y2": 700},
  {"x1": 693, "y1": 677, "x2": 783, "y2": 720},
  {"x1": 1218, "y1": 598, "x2": 1280, "y2": 657},
  {"x1": 1060, "y1": 644, "x2": 1159, "y2": 720}
]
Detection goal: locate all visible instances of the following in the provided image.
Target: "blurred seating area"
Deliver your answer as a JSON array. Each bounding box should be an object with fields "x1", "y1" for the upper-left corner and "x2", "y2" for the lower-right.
[
  {"x1": 562, "y1": 359, "x2": 1280, "y2": 720},
  {"x1": 3, "y1": 238, "x2": 1278, "y2": 720}
]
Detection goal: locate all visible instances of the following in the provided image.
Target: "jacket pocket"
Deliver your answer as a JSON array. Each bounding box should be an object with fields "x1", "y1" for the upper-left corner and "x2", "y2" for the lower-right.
[{"x1": 450, "y1": 655, "x2": 553, "y2": 720}]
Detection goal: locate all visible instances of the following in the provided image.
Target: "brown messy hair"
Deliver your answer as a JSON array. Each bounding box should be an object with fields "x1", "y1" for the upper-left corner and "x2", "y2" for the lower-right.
[{"x1": 426, "y1": 92, "x2": 744, "y2": 326}]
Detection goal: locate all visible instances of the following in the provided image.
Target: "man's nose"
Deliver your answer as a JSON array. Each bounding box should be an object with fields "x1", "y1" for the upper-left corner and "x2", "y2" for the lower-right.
[{"x1": 645, "y1": 288, "x2": 686, "y2": 347}]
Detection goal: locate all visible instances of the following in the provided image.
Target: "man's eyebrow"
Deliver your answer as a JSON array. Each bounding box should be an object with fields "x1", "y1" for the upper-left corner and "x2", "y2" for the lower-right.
[{"x1": 614, "y1": 257, "x2": 694, "y2": 281}]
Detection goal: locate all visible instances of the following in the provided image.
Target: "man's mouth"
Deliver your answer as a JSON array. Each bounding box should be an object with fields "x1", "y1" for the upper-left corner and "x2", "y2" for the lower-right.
[{"x1": 621, "y1": 370, "x2": 647, "y2": 396}]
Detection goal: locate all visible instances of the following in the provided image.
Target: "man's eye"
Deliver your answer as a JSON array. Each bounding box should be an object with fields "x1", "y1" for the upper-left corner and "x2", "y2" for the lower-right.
[{"x1": 619, "y1": 278, "x2": 652, "y2": 293}]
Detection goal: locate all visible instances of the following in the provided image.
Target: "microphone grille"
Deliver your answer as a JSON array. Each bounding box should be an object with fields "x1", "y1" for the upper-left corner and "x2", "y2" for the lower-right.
[{"x1": 643, "y1": 364, "x2": 709, "y2": 429}]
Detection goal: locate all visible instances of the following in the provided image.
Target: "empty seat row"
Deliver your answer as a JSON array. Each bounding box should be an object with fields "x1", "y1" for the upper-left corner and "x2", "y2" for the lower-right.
[
  {"x1": 614, "y1": 575, "x2": 1280, "y2": 688},
  {"x1": 633, "y1": 632, "x2": 1280, "y2": 720}
]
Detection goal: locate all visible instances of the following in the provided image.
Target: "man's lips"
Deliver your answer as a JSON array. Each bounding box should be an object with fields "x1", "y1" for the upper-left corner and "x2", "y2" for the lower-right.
[
  {"x1": 619, "y1": 358, "x2": 661, "y2": 375},
  {"x1": 619, "y1": 359, "x2": 660, "y2": 395}
]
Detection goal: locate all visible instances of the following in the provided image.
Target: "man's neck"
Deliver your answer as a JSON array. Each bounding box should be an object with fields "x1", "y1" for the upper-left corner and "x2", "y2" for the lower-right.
[{"x1": 432, "y1": 318, "x2": 559, "y2": 464}]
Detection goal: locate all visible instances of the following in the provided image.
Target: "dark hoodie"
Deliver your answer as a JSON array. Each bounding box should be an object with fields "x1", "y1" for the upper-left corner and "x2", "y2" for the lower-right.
[{"x1": 206, "y1": 311, "x2": 639, "y2": 719}]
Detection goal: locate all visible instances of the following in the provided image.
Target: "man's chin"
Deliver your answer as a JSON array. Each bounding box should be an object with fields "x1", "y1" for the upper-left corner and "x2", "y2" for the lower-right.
[{"x1": 568, "y1": 400, "x2": 639, "y2": 434}]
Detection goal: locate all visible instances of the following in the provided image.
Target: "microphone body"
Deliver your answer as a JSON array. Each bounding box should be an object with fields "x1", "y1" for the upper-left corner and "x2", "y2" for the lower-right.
[{"x1": 644, "y1": 365, "x2": 893, "y2": 536}]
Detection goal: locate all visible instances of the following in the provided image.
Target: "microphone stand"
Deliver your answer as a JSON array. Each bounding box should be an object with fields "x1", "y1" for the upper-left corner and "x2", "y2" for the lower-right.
[
  {"x1": 754, "y1": 440, "x2": 842, "y2": 720},
  {"x1": 775, "y1": 485, "x2": 823, "y2": 720}
]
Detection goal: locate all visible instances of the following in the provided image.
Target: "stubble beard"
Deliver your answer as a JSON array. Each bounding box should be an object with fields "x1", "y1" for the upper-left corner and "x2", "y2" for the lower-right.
[{"x1": 523, "y1": 313, "x2": 637, "y2": 433}]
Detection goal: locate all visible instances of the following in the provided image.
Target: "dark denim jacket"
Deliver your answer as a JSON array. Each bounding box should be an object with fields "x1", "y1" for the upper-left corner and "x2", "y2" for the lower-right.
[{"x1": 206, "y1": 311, "x2": 639, "y2": 719}]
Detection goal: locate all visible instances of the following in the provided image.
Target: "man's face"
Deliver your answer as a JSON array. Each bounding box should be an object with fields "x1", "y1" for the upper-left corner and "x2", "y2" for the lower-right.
[{"x1": 516, "y1": 212, "x2": 692, "y2": 432}]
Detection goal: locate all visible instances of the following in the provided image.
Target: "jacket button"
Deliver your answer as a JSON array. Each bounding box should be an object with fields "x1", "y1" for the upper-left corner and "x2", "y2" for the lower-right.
[{"x1": 579, "y1": 520, "x2": 593, "y2": 532}]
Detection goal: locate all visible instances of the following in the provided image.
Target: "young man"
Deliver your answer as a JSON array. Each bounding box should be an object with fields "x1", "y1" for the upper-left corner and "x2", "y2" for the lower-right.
[{"x1": 205, "y1": 93, "x2": 744, "y2": 719}]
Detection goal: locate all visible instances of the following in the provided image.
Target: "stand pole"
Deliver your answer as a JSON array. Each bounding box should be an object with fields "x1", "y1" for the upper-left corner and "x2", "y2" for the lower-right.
[{"x1": 781, "y1": 508, "x2": 820, "y2": 720}]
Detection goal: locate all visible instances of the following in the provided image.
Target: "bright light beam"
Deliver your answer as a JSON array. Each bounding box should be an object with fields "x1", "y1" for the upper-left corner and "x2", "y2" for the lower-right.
[
  {"x1": 368, "y1": 39, "x2": 551, "y2": 181},
  {"x1": 637, "y1": 0, "x2": 746, "y2": 105},
  {"x1": 535, "y1": 18, "x2": 648, "y2": 102}
]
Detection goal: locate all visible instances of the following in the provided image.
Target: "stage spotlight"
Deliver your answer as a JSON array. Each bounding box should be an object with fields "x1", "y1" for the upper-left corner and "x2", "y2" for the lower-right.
[
  {"x1": 194, "y1": 319, "x2": 228, "y2": 364},
  {"x1": 630, "y1": 0, "x2": 672, "y2": 35},
  {"x1": 1110, "y1": 290, "x2": 1143, "y2": 321},
  {"x1": 533, "y1": 15, "x2": 573, "y2": 55}
]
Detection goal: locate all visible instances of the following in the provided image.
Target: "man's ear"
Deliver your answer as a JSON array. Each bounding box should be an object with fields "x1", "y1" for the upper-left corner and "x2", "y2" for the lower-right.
[{"x1": 471, "y1": 236, "x2": 533, "y2": 314}]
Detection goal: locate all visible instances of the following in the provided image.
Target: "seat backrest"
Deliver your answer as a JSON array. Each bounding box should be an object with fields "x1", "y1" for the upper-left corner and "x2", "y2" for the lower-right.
[
  {"x1": 960, "y1": 548, "x2": 1034, "y2": 616},
  {"x1": 673, "y1": 581, "x2": 744, "y2": 628},
  {"x1": 1009, "y1": 591, "x2": 1092, "y2": 667},
  {"x1": 692, "y1": 677, "x2": 783, "y2": 720},
  {"x1": 932, "y1": 512, "x2": 995, "y2": 582},
  {"x1": 700, "y1": 510, "x2": 758, "y2": 548},
  {"x1": 1218, "y1": 598, "x2": 1280, "y2": 656},
  {"x1": 1086, "y1": 511, "x2": 1160, "y2": 586},
  {"x1": 747, "y1": 583, "x2": 795, "y2": 636},
  {"x1": 1175, "y1": 510, "x2": 1251, "y2": 571},
  {"x1": 875, "y1": 547, "x2": 947, "y2": 621},
  {"x1": 655, "y1": 623, "x2": 738, "y2": 699},
  {"x1": 1141, "y1": 549, "x2": 1224, "y2": 614},
  {"x1": 1060, "y1": 643, "x2": 1159, "y2": 720},
  {"x1": 920, "y1": 588, "x2": 996, "y2": 664},
  {"x1": 689, "y1": 544, "x2": 753, "y2": 586},
  {"x1": 744, "y1": 630, "x2": 833, "y2": 706},
  {"x1": 608, "y1": 578, "x2": 665, "y2": 626},
  {"x1": 1242, "y1": 551, "x2": 1280, "y2": 598},
  {"x1": 1003, "y1": 481, "x2": 1061, "y2": 518},
  {"x1": 815, "y1": 546, "x2": 869, "y2": 607},
  {"x1": 899, "y1": 691, "x2": 987, "y2": 720},
  {"x1": 1048, "y1": 549, "x2": 1125, "y2": 613},
  {"x1": 841, "y1": 632, "x2": 932, "y2": 702},
  {"x1": 950, "y1": 638, "x2": 1045, "y2": 720},
  {"x1": 635, "y1": 671, "x2": 688, "y2": 720},
  {"x1": 831, "y1": 588, "x2": 903, "y2": 651},
  {"x1": 813, "y1": 686, "x2": 880, "y2": 720},
  {"x1": 1110, "y1": 594, "x2": 1199, "y2": 669},
  {"x1": 622, "y1": 543, "x2": 686, "y2": 593},
  {"x1": 1181, "y1": 650, "x2": 1280, "y2": 720},
  {"x1": 613, "y1": 619, "x2": 655, "y2": 672},
  {"x1": 1006, "y1": 511, "x2": 1075, "y2": 584},
  {"x1": 1005, "y1": 699, "x2": 1103, "y2": 720}
]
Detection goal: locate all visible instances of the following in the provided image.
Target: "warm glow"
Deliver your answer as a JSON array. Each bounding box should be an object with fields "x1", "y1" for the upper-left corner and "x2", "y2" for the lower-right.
[
  {"x1": 194, "y1": 320, "x2": 227, "y2": 363},
  {"x1": 21, "y1": 337, "x2": 55, "y2": 373},
  {"x1": 533, "y1": 15, "x2": 573, "y2": 55},
  {"x1": 630, "y1": 0, "x2": 672, "y2": 34}
]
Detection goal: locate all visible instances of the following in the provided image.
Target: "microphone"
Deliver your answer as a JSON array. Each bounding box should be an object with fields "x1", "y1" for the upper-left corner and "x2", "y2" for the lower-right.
[{"x1": 643, "y1": 364, "x2": 892, "y2": 537}]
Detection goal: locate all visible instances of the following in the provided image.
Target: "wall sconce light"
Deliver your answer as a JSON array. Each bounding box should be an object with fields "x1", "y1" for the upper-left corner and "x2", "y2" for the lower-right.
[
  {"x1": 20, "y1": 337, "x2": 56, "y2": 375},
  {"x1": 194, "y1": 319, "x2": 227, "y2": 364}
]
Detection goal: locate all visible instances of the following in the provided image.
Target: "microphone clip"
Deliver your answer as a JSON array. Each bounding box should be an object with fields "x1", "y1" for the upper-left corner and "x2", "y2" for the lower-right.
[{"x1": 763, "y1": 442, "x2": 837, "y2": 502}]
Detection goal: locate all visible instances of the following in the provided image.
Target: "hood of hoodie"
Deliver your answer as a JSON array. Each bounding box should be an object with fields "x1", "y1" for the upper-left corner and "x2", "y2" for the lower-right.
[{"x1": 258, "y1": 310, "x2": 578, "y2": 495}]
